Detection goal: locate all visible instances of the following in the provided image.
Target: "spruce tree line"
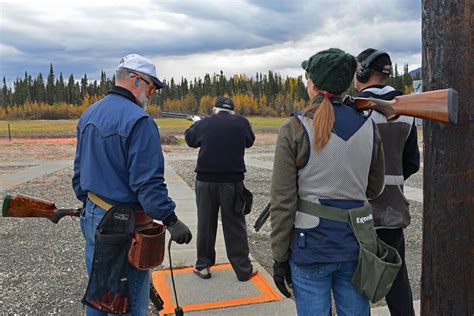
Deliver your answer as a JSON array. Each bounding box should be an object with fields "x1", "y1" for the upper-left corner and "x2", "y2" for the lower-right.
[
  {"x1": 1, "y1": 64, "x2": 115, "y2": 107},
  {"x1": 1, "y1": 63, "x2": 419, "y2": 114}
]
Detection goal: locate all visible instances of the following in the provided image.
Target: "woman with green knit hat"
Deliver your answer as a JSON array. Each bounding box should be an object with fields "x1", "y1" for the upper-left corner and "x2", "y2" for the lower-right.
[{"x1": 269, "y1": 48, "x2": 385, "y2": 315}]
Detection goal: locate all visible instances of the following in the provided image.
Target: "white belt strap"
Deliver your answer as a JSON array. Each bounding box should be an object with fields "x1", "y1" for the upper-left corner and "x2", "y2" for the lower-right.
[{"x1": 384, "y1": 175, "x2": 404, "y2": 186}]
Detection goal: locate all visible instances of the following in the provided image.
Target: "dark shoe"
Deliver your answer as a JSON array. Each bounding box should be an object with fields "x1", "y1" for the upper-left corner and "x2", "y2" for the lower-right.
[
  {"x1": 193, "y1": 267, "x2": 211, "y2": 279},
  {"x1": 239, "y1": 266, "x2": 258, "y2": 282}
]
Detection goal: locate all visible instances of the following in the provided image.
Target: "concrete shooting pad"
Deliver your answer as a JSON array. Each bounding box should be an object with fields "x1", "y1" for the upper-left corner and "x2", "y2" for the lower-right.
[{"x1": 152, "y1": 263, "x2": 282, "y2": 315}]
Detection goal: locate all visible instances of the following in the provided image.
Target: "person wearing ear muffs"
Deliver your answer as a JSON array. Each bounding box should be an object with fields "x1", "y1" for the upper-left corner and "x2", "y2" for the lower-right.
[
  {"x1": 354, "y1": 48, "x2": 420, "y2": 316},
  {"x1": 270, "y1": 48, "x2": 385, "y2": 315}
]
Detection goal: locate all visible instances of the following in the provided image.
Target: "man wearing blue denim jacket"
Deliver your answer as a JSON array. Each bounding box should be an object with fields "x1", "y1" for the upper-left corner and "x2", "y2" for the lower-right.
[{"x1": 73, "y1": 54, "x2": 192, "y2": 316}]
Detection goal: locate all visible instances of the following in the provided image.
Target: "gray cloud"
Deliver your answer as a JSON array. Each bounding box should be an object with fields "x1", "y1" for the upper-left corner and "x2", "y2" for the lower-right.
[{"x1": 0, "y1": 0, "x2": 422, "y2": 82}]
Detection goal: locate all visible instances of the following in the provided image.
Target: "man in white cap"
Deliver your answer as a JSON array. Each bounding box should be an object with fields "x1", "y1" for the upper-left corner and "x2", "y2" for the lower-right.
[{"x1": 73, "y1": 54, "x2": 192, "y2": 315}]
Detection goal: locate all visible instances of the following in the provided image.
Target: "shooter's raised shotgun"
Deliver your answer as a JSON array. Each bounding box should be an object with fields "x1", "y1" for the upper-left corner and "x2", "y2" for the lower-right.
[
  {"x1": 352, "y1": 88, "x2": 458, "y2": 124},
  {"x1": 2, "y1": 194, "x2": 81, "y2": 223},
  {"x1": 161, "y1": 111, "x2": 206, "y2": 121}
]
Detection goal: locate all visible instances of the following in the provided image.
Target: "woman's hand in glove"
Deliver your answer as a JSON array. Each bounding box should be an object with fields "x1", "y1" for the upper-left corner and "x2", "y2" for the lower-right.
[{"x1": 272, "y1": 260, "x2": 292, "y2": 298}]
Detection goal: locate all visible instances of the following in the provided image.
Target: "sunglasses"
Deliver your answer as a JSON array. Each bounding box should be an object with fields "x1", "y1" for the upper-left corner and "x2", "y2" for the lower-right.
[{"x1": 130, "y1": 71, "x2": 156, "y2": 94}]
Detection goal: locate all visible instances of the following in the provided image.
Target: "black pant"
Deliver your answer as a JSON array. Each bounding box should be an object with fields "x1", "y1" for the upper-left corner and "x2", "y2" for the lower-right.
[
  {"x1": 376, "y1": 228, "x2": 415, "y2": 316},
  {"x1": 194, "y1": 180, "x2": 253, "y2": 281}
]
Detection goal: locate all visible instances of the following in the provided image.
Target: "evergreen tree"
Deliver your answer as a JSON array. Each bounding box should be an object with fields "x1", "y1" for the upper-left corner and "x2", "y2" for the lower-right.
[
  {"x1": 24, "y1": 72, "x2": 32, "y2": 102},
  {"x1": 46, "y1": 63, "x2": 56, "y2": 104},
  {"x1": 56, "y1": 73, "x2": 65, "y2": 103},
  {"x1": 402, "y1": 64, "x2": 413, "y2": 87},
  {"x1": 1, "y1": 77, "x2": 9, "y2": 107},
  {"x1": 80, "y1": 74, "x2": 88, "y2": 99},
  {"x1": 35, "y1": 73, "x2": 46, "y2": 103},
  {"x1": 66, "y1": 74, "x2": 75, "y2": 104},
  {"x1": 99, "y1": 70, "x2": 108, "y2": 95},
  {"x1": 12, "y1": 78, "x2": 25, "y2": 105}
]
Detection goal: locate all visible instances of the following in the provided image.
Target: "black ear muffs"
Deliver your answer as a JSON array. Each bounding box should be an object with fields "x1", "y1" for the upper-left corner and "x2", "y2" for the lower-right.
[
  {"x1": 134, "y1": 79, "x2": 140, "y2": 88},
  {"x1": 356, "y1": 50, "x2": 389, "y2": 83}
]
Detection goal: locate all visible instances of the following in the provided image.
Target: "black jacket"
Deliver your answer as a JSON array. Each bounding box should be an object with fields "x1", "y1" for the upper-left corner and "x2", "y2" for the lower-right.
[{"x1": 185, "y1": 111, "x2": 255, "y2": 182}]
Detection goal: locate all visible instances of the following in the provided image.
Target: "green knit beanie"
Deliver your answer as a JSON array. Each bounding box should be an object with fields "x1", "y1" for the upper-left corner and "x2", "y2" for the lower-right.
[{"x1": 301, "y1": 48, "x2": 357, "y2": 95}]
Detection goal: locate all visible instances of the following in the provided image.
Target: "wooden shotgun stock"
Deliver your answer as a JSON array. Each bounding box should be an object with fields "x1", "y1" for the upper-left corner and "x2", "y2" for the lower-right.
[
  {"x1": 353, "y1": 88, "x2": 458, "y2": 124},
  {"x1": 2, "y1": 194, "x2": 81, "y2": 223}
]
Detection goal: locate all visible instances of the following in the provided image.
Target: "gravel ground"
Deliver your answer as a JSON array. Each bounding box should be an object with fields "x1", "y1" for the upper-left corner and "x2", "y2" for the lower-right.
[
  {"x1": 0, "y1": 168, "x2": 87, "y2": 315},
  {"x1": 0, "y1": 132, "x2": 424, "y2": 314}
]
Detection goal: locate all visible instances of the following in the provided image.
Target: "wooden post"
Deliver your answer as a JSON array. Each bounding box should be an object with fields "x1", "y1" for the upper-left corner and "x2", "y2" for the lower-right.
[
  {"x1": 422, "y1": 1, "x2": 473, "y2": 315},
  {"x1": 8, "y1": 123, "x2": 11, "y2": 141}
]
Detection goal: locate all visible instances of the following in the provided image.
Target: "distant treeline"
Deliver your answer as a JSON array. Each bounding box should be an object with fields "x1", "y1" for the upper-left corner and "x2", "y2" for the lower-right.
[{"x1": 0, "y1": 63, "x2": 419, "y2": 120}]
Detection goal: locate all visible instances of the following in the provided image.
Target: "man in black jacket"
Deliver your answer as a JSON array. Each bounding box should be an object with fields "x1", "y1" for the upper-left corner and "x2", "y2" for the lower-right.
[
  {"x1": 185, "y1": 96, "x2": 256, "y2": 281},
  {"x1": 354, "y1": 48, "x2": 420, "y2": 316}
]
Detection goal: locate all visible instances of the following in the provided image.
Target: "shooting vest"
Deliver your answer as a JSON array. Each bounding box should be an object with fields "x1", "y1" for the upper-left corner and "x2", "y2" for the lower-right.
[
  {"x1": 292, "y1": 108, "x2": 375, "y2": 264},
  {"x1": 362, "y1": 86, "x2": 415, "y2": 228}
]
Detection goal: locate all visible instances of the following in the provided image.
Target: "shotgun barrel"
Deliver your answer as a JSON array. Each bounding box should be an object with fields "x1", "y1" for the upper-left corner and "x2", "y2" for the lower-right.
[
  {"x1": 161, "y1": 110, "x2": 207, "y2": 121},
  {"x1": 161, "y1": 111, "x2": 192, "y2": 119},
  {"x1": 254, "y1": 202, "x2": 271, "y2": 232}
]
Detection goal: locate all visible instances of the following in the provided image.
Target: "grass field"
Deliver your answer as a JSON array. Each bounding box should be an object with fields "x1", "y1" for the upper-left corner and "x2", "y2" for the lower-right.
[
  {"x1": 0, "y1": 117, "x2": 287, "y2": 137},
  {"x1": 0, "y1": 118, "x2": 423, "y2": 140}
]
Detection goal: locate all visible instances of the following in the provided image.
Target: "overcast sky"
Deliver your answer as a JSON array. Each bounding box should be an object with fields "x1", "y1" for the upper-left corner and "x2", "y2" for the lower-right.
[{"x1": 0, "y1": 0, "x2": 421, "y2": 83}]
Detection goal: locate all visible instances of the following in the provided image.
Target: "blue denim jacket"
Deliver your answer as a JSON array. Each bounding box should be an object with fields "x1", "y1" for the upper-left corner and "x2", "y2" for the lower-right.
[{"x1": 72, "y1": 86, "x2": 175, "y2": 220}]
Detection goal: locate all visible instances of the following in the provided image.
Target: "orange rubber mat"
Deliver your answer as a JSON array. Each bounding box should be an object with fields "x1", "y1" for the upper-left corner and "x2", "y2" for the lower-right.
[{"x1": 152, "y1": 263, "x2": 282, "y2": 315}]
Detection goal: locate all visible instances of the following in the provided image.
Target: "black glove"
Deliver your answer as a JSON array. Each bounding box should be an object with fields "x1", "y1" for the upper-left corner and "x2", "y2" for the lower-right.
[
  {"x1": 273, "y1": 260, "x2": 292, "y2": 298},
  {"x1": 164, "y1": 215, "x2": 192, "y2": 244}
]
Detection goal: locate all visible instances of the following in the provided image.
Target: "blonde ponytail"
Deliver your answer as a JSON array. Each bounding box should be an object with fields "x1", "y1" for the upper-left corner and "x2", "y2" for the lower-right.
[
  {"x1": 302, "y1": 91, "x2": 335, "y2": 153},
  {"x1": 302, "y1": 92, "x2": 335, "y2": 153},
  {"x1": 313, "y1": 95, "x2": 335, "y2": 152}
]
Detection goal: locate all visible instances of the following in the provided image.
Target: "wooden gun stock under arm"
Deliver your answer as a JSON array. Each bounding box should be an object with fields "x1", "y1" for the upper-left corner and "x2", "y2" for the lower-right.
[
  {"x1": 2, "y1": 194, "x2": 81, "y2": 224},
  {"x1": 353, "y1": 88, "x2": 458, "y2": 124}
]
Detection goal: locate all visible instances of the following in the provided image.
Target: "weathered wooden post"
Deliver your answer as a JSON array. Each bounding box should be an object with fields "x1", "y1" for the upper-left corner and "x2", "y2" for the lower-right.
[{"x1": 422, "y1": 1, "x2": 473, "y2": 315}]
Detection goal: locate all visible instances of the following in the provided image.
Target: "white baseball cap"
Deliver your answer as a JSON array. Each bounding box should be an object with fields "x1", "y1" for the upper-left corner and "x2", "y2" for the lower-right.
[{"x1": 118, "y1": 54, "x2": 166, "y2": 89}]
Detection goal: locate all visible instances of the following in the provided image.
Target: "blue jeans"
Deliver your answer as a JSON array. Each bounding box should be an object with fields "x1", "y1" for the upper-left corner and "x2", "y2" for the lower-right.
[
  {"x1": 290, "y1": 259, "x2": 369, "y2": 316},
  {"x1": 80, "y1": 200, "x2": 150, "y2": 316}
]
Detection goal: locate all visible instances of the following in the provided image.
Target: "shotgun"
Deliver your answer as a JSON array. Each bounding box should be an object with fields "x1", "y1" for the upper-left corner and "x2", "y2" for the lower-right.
[
  {"x1": 161, "y1": 111, "x2": 207, "y2": 122},
  {"x1": 351, "y1": 88, "x2": 458, "y2": 124},
  {"x1": 253, "y1": 202, "x2": 271, "y2": 232},
  {"x1": 2, "y1": 194, "x2": 81, "y2": 223}
]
